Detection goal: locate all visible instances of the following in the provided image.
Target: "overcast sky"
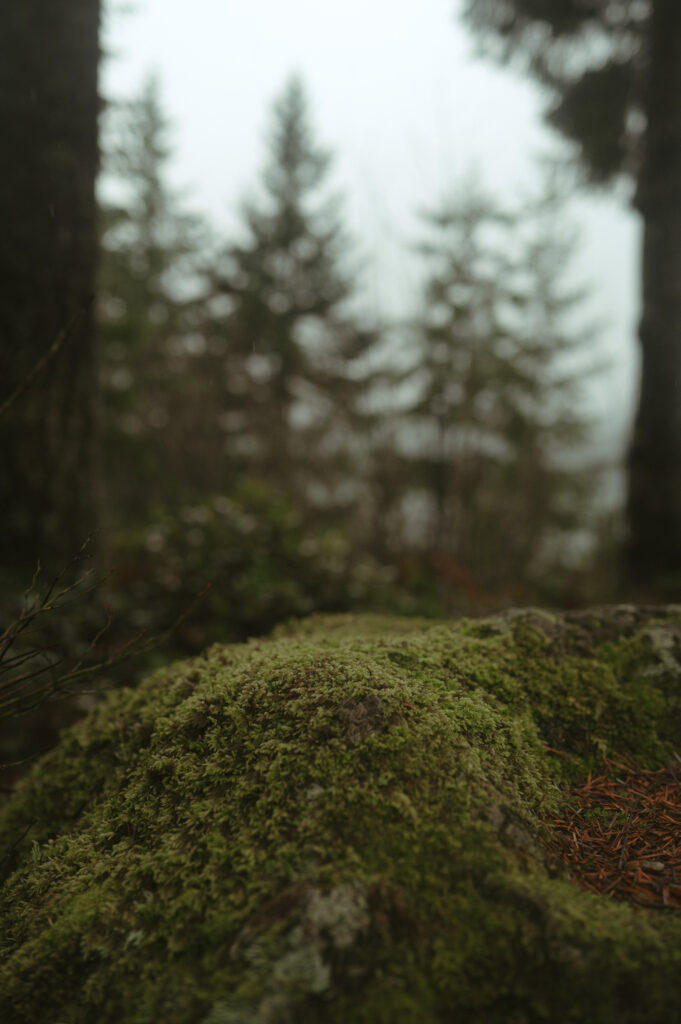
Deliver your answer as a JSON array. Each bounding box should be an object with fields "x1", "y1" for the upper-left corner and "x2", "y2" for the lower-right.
[{"x1": 102, "y1": 0, "x2": 639, "y2": 457}]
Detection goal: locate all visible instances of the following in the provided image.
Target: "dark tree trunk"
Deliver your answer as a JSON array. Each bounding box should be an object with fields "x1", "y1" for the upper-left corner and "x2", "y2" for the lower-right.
[
  {"x1": 627, "y1": 0, "x2": 681, "y2": 591},
  {"x1": 0, "y1": 0, "x2": 100, "y2": 577}
]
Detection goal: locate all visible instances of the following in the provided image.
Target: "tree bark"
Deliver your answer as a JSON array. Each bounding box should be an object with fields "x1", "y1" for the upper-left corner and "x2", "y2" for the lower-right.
[
  {"x1": 627, "y1": 0, "x2": 681, "y2": 590},
  {"x1": 0, "y1": 0, "x2": 100, "y2": 577}
]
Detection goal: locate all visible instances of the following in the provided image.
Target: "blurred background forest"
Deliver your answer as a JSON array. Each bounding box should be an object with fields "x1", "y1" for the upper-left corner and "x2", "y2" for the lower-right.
[{"x1": 2, "y1": 0, "x2": 681, "y2": 780}]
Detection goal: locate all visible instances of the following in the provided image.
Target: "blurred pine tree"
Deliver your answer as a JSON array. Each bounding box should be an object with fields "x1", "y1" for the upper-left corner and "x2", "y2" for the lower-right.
[
  {"x1": 205, "y1": 76, "x2": 382, "y2": 520},
  {"x1": 397, "y1": 174, "x2": 599, "y2": 600},
  {"x1": 97, "y1": 77, "x2": 213, "y2": 524}
]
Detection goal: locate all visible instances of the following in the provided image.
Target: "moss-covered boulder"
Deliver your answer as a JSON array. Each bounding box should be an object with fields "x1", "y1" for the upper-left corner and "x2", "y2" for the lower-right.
[{"x1": 2, "y1": 607, "x2": 681, "y2": 1023}]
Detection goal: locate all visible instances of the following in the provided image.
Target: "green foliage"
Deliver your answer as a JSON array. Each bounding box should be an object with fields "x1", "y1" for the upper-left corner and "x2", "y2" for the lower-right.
[
  {"x1": 89, "y1": 73, "x2": 614, "y2": 678},
  {"x1": 461, "y1": 0, "x2": 647, "y2": 185},
  {"x1": 107, "y1": 479, "x2": 396, "y2": 657},
  {"x1": 205, "y1": 76, "x2": 380, "y2": 503},
  {"x1": 391, "y1": 173, "x2": 598, "y2": 594},
  {"x1": 547, "y1": 58, "x2": 637, "y2": 183},
  {"x1": 98, "y1": 76, "x2": 213, "y2": 522},
  {"x1": 460, "y1": 1, "x2": 681, "y2": 592}
]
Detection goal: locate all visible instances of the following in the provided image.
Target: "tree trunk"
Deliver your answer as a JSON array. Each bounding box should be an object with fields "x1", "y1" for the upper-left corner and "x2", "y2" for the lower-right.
[
  {"x1": 0, "y1": 0, "x2": 100, "y2": 578},
  {"x1": 627, "y1": 0, "x2": 681, "y2": 590}
]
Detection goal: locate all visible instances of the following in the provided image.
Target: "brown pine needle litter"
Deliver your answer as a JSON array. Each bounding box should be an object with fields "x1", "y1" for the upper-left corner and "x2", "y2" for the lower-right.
[{"x1": 540, "y1": 751, "x2": 681, "y2": 911}]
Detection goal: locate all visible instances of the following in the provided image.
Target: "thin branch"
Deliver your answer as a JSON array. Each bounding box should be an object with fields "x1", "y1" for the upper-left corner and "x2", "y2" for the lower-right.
[
  {"x1": 0, "y1": 819, "x2": 37, "y2": 868},
  {"x1": 0, "y1": 298, "x2": 93, "y2": 420},
  {"x1": 0, "y1": 558, "x2": 212, "y2": 720}
]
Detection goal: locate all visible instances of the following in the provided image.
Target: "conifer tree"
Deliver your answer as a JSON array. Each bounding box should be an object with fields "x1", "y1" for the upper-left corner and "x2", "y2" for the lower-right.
[
  {"x1": 98, "y1": 77, "x2": 211, "y2": 524},
  {"x1": 460, "y1": 0, "x2": 681, "y2": 590},
  {"x1": 402, "y1": 177, "x2": 595, "y2": 596},
  {"x1": 207, "y1": 76, "x2": 379, "y2": 512}
]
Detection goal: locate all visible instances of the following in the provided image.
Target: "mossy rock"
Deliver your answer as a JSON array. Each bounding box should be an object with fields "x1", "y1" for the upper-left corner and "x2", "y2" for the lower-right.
[{"x1": 2, "y1": 606, "x2": 681, "y2": 1023}]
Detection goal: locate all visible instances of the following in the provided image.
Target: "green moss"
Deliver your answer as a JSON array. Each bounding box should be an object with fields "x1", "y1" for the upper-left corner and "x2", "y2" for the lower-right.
[{"x1": 2, "y1": 607, "x2": 681, "y2": 1023}]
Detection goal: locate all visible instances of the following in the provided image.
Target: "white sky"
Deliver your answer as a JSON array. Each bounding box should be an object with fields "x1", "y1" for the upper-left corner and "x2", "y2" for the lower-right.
[{"x1": 102, "y1": 0, "x2": 640, "y2": 463}]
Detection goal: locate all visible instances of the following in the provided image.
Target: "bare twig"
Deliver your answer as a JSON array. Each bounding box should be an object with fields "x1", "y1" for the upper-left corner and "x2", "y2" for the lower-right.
[
  {"x1": 0, "y1": 550, "x2": 211, "y2": 720},
  {"x1": 617, "y1": 812, "x2": 633, "y2": 870},
  {"x1": 0, "y1": 819, "x2": 37, "y2": 869},
  {"x1": 0, "y1": 298, "x2": 93, "y2": 421}
]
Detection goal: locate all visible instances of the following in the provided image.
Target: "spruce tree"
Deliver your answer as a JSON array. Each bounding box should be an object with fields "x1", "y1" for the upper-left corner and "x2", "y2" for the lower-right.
[
  {"x1": 402, "y1": 177, "x2": 595, "y2": 598},
  {"x1": 98, "y1": 77, "x2": 211, "y2": 524},
  {"x1": 207, "y1": 76, "x2": 379, "y2": 512},
  {"x1": 460, "y1": 0, "x2": 681, "y2": 591}
]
